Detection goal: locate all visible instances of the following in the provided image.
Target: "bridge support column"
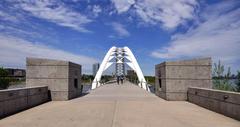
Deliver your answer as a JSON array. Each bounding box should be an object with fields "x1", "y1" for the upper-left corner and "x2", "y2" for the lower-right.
[{"x1": 155, "y1": 58, "x2": 212, "y2": 101}]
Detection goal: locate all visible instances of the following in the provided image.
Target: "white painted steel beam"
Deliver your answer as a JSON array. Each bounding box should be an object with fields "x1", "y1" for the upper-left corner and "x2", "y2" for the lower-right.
[
  {"x1": 92, "y1": 46, "x2": 148, "y2": 91},
  {"x1": 91, "y1": 46, "x2": 116, "y2": 89},
  {"x1": 123, "y1": 47, "x2": 148, "y2": 91}
]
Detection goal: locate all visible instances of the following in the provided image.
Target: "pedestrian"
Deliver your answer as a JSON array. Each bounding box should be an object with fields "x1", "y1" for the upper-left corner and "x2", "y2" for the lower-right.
[
  {"x1": 117, "y1": 76, "x2": 120, "y2": 85},
  {"x1": 120, "y1": 75, "x2": 124, "y2": 84}
]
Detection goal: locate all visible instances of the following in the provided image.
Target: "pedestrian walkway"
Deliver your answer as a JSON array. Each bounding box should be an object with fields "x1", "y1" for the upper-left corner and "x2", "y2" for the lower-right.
[{"x1": 0, "y1": 81, "x2": 239, "y2": 127}]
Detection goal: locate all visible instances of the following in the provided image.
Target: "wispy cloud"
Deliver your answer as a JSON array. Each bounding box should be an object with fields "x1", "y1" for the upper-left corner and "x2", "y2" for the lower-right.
[
  {"x1": 14, "y1": 0, "x2": 92, "y2": 32},
  {"x1": 111, "y1": 22, "x2": 130, "y2": 37},
  {"x1": 0, "y1": 10, "x2": 18, "y2": 22},
  {"x1": 151, "y1": 1, "x2": 240, "y2": 73},
  {"x1": 111, "y1": 0, "x2": 135, "y2": 13},
  {"x1": 0, "y1": 35, "x2": 97, "y2": 73},
  {"x1": 92, "y1": 5, "x2": 102, "y2": 17},
  {"x1": 111, "y1": 0, "x2": 198, "y2": 29}
]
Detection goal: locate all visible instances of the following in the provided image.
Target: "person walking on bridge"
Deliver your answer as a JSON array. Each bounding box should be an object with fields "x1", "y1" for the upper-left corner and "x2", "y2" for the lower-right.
[
  {"x1": 120, "y1": 75, "x2": 124, "y2": 84},
  {"x1": 117, "y1": 76, "x2": 120, "y2": 85}
]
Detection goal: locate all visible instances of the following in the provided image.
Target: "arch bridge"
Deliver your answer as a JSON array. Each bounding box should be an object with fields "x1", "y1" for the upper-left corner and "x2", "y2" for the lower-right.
[{"x1": 92, "y1": 46, "x2": 149, "y2": 91}]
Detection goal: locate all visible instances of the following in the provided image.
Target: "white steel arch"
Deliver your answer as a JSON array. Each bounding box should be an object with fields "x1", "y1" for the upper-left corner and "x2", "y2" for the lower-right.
[{"x1": 91, "y1": 46, "x2": 148, "y2": 91}]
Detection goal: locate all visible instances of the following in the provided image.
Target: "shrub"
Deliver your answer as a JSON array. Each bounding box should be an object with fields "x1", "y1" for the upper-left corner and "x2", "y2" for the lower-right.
[
  {"x1": 212, "y1": 61, "x2": 234, "y2": 91},
  {"x1": 235, "y1": 71, "x2": 240, "y2": 92},
  {"x1": 0, "y1": 67, "x2": 10, "y2": 89}
]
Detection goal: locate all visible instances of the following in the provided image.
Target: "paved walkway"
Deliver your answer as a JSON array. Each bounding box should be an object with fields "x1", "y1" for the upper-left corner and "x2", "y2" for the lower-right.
[{"x1": 0, "y1": 82, "x2": 239, "y2": 127}]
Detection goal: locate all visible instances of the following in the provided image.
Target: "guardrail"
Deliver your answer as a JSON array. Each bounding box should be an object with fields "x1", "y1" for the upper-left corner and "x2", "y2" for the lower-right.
[
  {"x1": 188, "y1": 87, "x2": 240, "y2": 120},
  {"x1": 0, "y1": 86, "x2": 49, "y2": 118}
]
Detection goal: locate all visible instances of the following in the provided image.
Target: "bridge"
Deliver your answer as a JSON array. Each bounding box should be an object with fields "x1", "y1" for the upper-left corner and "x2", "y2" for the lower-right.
[
  {"x1": 0, "y1": 81, "x2": 239, "y2": 127},
  {"x1": 92, "y1": 46, "x2": 148, "y2": 91},
  {"x1": 0, "y1": 47, "x2": 240, "y2": 126}
]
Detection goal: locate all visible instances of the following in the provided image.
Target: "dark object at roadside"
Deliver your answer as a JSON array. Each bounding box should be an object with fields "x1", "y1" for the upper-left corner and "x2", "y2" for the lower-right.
[
  {"x1": 235, "y1": 71, "x2": 240, "y2": 92},
  {"x1": 117, "y1": 76, "x2": 120, "y2": 85},
  {"x1": 0, "y1": 67, "x2": 10, "y2": 89}
]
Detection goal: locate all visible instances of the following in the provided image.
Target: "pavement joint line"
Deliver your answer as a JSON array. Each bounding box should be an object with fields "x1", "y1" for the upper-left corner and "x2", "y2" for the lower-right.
[{"x1": 110, "y1": 100, "x2": 117, "y2": 127}]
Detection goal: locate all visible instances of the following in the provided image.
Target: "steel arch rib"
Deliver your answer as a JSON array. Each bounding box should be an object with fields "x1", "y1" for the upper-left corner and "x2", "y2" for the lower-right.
[
  {"x1": 91, "y1": 46, "x2": 116, "y2": 89},
  {"x1": 92, "y1": 46, "x2": 148, "y2": 92},
  {"x1": 123, "y1": 47, "x2": 148, "y2": 91}
]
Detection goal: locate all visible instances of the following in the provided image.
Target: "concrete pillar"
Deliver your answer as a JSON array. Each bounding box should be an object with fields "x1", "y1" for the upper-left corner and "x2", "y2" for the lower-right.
[
  {"x1": 155, "y1": 57, "x2": 212, "y2": 101},
  {"x1": 26, "y1": 57, "x2": 82, "y2": 101}
]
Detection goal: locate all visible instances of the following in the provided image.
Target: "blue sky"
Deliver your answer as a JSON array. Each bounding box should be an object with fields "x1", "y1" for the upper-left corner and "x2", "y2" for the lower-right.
[{"x1": 0, "y1": 0, "x2": 240, "y2": 75}]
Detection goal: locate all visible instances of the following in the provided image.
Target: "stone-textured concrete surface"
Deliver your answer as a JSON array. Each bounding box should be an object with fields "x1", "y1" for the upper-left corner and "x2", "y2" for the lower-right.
[
  {"x1": 0, "y1": 82, "x2": 239, "y2": 127},
  {"x1": 26, "y1": 57, "x2": 82, "y2": 101},
  {"x1": 0, "y1": 86, "x2": 48, "y2": 118},
  {"x1": 188, "y1": 87, "x2": 240, "y2": 120},
  {"x1": 155, "y1": 58, "x2": 212, "y2": 101}
]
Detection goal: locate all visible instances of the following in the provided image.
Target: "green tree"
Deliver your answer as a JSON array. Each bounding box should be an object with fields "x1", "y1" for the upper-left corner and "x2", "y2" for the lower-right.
[
  {"x1": 235, "y1": 71, "x2": 240, "y2": 92},
  {"x1": 212, "y1": 61, "x2": 234, "y2": 91},
  {"x1": 145, "y1": 76, "x2": 155, "y2": 85},
  {"x1": 0, "y1": 67, "x2": 10, "y2": 89}
]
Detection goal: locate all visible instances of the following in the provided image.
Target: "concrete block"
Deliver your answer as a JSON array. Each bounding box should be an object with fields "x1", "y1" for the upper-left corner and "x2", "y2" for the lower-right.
[
  {"x1": 13, "y1": 97, "x2": 28, "y2": 111},
  {"x1": 50, "y1": 91, "x2": 69, "y2": 101},
  {"x1": 27, "y1": 79, "x2": 69, "y2": 91},
  {"x1": 155, "y1": 91, "x2": 166, "y2": 100},
  {"x1": 28, "y1": 94, "x2": 42, "y2": 107},
  {"x1": 68, "y1": 64, "x2": 81, "y2": 79},
  {"x1": 209, "y1": 90, "x2": 240, "y2": 105},
  {"x1": 43, "y1": 92, "x2": 49, "y2": 102},
  {"x1": 155, "y1": 57, "x2": 212, "y2": 101},
  {"x1": 189, "y1": 87, "x2": 210, "y2": 98},
  {"x1": 28, "y1": 86, "x2": 48, "y2": 96},
  {"x1": 155, "y1": 64, "x2": 166, "y2": 79},
  {"x1": 231, "y1": 103, "x2": 240, "y2": 120},
  {"x1": 207, "y1": 98, "x2": 221, "y2": 113},
  {"x1": 219, "y1": 101, "x2": 234, "y2": 119},
  {"x1": 26, "y1": 57, "x2": 82, "y2": 101},
  {"x1": 3, "y1": 99, "x2": 16, "y2": 115},
  {"x1": 0, "y1": 101, "x2": 3, "y2": 117},
  {"x1": 165, "y1": 92, "x2": 187, "y2": 101},
  {"x1": 165, "y1": 57, "x2": 211, "y2": 66},
  {"x1": 69, "y1": 90, "x2": 81, "y2": 99},
  {"x1": 27, "y1": 66, "x2": 69, "y2": 79},
  {"x1": 27, "y1": 57, "x2": 68, "y2": 66},
  {"x1": 166, "y1": 66, "x2": 211, "y2": 79},
  {"x1": 0, "y1": 91, "x2": 8, "y2": 101},
  {"x1": 188, "y1": 87, "x2": 240, "y2": 120},
  {"x1": 68, "y1": 78, "x2": 81, "y2": 90},
  {"x1": 28, "y1": 87, "x2": 41, "y2": 96},
  {"x1": 190, "y1": 87, "x2": 240, "y2": 105},
  {"x1": 0, "y1": 86, "x2": 49, "y2": 118}
]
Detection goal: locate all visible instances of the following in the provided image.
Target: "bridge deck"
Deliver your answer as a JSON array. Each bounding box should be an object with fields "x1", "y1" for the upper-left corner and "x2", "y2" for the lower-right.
[{"x1": 0, "y1": 82, "x2": 239, "y2": 127}]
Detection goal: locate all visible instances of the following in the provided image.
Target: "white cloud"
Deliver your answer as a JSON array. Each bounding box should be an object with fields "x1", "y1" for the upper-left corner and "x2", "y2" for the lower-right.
[
  {"x1": 111, "y1": 0, "x2": 198, "y2": 29},
  {"x1": 0, "y1": 35, "x2": 97, "y2": 73},
  {"x1": 0, "y1": 10, "x2": 18, "y2": 22},
  {"x1": 111, "y1": 0, "x2": 135, "y2": 13},
  {"x1": 111, "y1": 22, "x2": 130, "y2": 37},
  {"x1": 108, "y1": 35, "x2": 116, "y2": 38},
  {"x1": 16, "y1": 0, "x2": 92, "y2": 32},
  {"x1": 151, "y1": 2, "x2": 240, "y2": 73},
  {"x1": 92, "y1": 5, "x2": 102, "y2": 17}
]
